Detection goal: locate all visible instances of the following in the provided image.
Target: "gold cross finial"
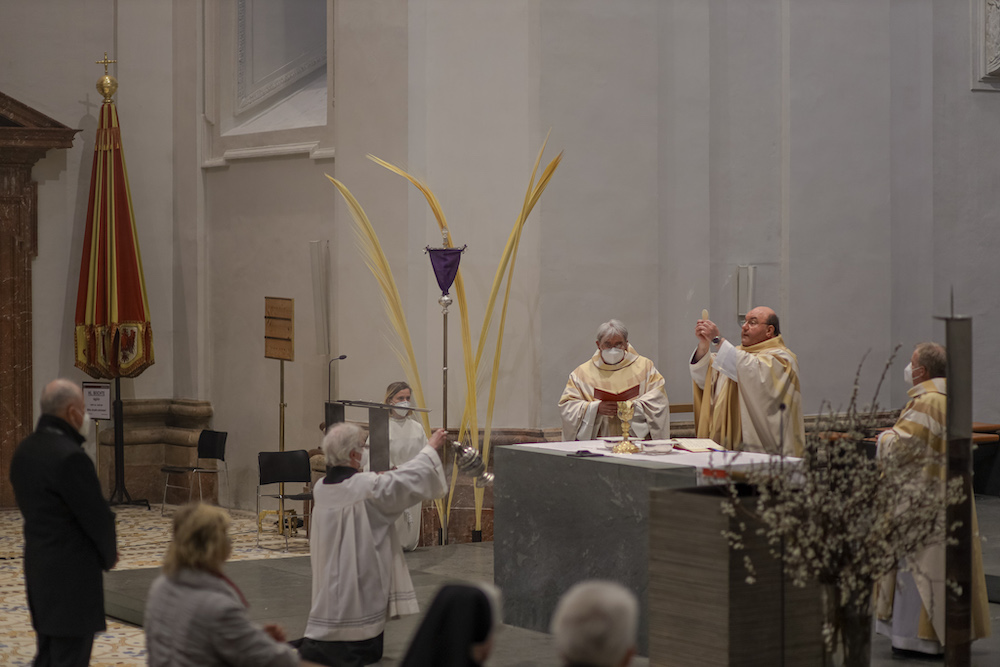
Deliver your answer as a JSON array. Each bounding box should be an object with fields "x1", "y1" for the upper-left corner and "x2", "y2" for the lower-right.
[{"x1": 96, "y1": 51, "x2": 116, "y2": 75}]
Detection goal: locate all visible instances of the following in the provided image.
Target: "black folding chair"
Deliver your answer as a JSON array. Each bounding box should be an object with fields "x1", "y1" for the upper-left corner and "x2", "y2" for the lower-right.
[
  {"x1": 160, "y1": 429, "x2": 229, "y2": 515},
  {"x1": 256, "y1": 449, "x2": 313, "y2": 550}
]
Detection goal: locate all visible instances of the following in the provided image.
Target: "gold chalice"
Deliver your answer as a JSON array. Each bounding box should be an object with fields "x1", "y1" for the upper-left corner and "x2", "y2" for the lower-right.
[{"x1": 611, "y1": 400, "x2": 640, "y2": 454}]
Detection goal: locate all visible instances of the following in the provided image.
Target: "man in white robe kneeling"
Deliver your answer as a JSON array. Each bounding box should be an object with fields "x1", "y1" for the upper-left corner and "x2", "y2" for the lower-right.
[{"x1": 299, "y1": 423, "x2": 448, "y2": 667}]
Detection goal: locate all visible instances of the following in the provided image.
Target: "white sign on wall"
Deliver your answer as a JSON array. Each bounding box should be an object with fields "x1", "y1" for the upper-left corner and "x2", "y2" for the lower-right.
[{"x1": 82, "y1": 381, "x2": 112, "y2": 421}]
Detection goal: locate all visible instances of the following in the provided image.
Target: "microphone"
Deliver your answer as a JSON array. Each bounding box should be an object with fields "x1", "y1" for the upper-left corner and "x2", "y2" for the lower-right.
[{"x1": 328, "y1": 354, "x2": 347, "y2": 403}]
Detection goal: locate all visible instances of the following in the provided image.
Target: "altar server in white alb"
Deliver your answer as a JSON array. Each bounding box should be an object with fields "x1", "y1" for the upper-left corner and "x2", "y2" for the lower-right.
[
  {"x1": 875, "y1": 342, "x2": 991, "y2": 656},
  {"x1": 690, "y1": 306, "x2": 804, "y2": 456},
  {"x1": 299, "y1": 423, "x2": 448, "y2": 667},
  {"x1": 559, "y1": 319, "x2": 670, "y2": 441},
  {"x1": 361, "y1": 381, "x2": 428, "y2": 551}
]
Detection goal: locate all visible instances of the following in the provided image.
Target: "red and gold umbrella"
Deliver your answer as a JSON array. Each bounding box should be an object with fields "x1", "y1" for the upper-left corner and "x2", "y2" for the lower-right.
[
  {"x1": 74, "y1": 56, "x2": 154, "y2": 379},
  {"x1": 74, "y1": 55, "x2": 153, "y2": 506}
]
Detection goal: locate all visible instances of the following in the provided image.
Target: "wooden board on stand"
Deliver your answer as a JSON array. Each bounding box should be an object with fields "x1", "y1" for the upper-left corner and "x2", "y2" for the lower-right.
[{"x1": 265, "y1": 297, "x2": 294, "y2": 361}]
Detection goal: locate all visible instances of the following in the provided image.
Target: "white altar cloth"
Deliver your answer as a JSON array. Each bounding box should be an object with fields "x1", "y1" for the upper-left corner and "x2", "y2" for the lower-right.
[{"x1": 509, "y1": 439, "x2": 798, "y2": 475}]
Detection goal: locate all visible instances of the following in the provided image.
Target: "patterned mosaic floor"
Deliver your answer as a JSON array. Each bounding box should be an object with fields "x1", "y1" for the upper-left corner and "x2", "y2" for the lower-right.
[{"x1": 0, "y1": 505, "x2": 307, "y2": 666}]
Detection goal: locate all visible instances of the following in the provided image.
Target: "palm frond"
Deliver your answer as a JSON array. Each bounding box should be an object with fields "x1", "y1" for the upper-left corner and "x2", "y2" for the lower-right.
[
  {"x1": 363, "y1": 157, "x2": 477, "y2": 527},
  {"x1": 474, "y1": 140, "x2": 563, "y2": 527},
  {"x1": 324, "y1": 174, "x2": 431, "y2": 430}
]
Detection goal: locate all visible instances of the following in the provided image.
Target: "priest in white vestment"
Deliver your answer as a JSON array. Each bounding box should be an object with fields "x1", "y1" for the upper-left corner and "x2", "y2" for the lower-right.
[
  {"x1": 690, "y1": 306, "x2": 804, "y2": 456},
  {"x1": 875, "y1": 342, "x2": 991, "y2": 656},
  {"x1": 361, "y1": 381, "x2": 428, "y2": 552},
  {"x1": 559, "y1": 319, "x2": 670, "y2": 441},
  {"x1": 300, "y1": 423, "x2": 447, "y2": 667}
]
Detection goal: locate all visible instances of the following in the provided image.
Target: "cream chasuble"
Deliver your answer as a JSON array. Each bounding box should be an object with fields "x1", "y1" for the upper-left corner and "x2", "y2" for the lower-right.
[
  {"x1": 690, "y1": 334, "x2": 804, "y2": 456},
  {"x1": 559, "y1": 345, "x2": 669, "y2": 441},
  {"x1": 874, "y1": 378, "x2": 991, "y2": 650}
]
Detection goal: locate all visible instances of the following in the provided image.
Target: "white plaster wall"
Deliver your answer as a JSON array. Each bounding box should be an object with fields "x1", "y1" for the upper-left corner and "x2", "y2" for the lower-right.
[
  {"x1": 889, "y1": 0, "x2": 937, "y2": 408},
  {"x1": 537, "y1": 0, "x2": 662, "y2": 425},
  {"x1": 201, "y1": 1, "x2": 411, "y2": 507},
  {"x1": 785, "y1": 0, "x2": 894, "y2": 410},
  {"x1": 659, "y1": 0, "x2": 712, "y2": 402},
  {"x1": 330, "y1": 0, "x2": 411, "y2": 411},
  {"x1": 173, "y1": 0, "x2": 208, "y2": 401},
  {"x1": 931, "y1": 0, "x2": 1000, "y2": 422},
  {"x1": 204, "y1": 157, "x2": 336, "y2": 505},
  {"x1": 410, "y1": 0, "x2": 541, "y2": 430},
  {"x1": 1, "y1": 0, "x2": 174, "y2": 419}
]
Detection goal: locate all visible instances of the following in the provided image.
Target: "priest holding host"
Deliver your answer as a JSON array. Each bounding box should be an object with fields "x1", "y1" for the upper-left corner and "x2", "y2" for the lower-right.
[
  {"x1": 690, "y1": 306, "x2": 805, "y2": 456},
  {"x1": 559, "y1": 319, "x2": 670, "y2": 441}
]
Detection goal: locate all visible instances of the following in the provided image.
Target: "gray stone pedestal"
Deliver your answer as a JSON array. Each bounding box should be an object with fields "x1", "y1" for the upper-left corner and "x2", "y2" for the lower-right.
[{"x1": 493, "y1": 444, "x2": 698, "y2": 655}]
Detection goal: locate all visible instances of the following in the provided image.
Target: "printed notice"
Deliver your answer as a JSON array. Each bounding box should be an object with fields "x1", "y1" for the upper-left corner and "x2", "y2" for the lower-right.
[{"x1": 82, "y1": 381, "x2": 112, "y2": 420}]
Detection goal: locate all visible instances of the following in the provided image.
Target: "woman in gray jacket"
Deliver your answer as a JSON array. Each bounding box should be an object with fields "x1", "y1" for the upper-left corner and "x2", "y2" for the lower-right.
[{"x1": 144, "y1": 503, "x2": 318, "y2": 667}]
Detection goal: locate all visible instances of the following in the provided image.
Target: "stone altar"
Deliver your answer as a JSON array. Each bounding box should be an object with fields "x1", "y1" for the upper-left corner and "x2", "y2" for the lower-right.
[{"x1": 494, "y1": 442, "x2": 714, "y2": 655}]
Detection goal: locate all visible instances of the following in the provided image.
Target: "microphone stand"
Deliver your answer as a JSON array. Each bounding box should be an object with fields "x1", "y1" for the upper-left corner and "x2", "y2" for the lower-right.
[{"x1": 328, "y1": 354, "x2": 347, "y2": 404}]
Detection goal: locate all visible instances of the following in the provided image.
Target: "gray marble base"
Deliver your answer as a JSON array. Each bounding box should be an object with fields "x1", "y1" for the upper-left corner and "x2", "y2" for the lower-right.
[{"x1": 493, "y1": 444, "x2": 699, "y2": 655}]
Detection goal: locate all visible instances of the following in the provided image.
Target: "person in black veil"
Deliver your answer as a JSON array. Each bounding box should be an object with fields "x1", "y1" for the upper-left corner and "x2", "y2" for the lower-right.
[{"x1": 400, "y1": 583, "x2": 501, "y2": 667}]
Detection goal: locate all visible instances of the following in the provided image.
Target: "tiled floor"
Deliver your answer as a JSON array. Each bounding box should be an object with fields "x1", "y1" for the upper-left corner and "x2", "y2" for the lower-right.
[
  {"x1": 2, "y1": 498, "x2": 999, "y2": 665},
  {"x1": 0, "y1": 505, "x2": 306, "y2": 666}
]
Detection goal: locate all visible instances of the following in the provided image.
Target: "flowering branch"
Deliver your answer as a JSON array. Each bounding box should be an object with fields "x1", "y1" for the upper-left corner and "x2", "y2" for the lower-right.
[{"x1": 720, "y1": 348, "x2": 965, "y2": 650}]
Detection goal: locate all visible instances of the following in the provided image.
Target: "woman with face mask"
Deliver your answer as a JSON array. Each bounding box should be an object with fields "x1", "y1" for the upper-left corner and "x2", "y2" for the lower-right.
[{"x1": 361, "y1": 381, "x2": 428, "y2": 551}]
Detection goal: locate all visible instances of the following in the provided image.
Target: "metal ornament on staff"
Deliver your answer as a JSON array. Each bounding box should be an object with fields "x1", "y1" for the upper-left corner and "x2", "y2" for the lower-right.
[
  {"x1": 425, "y1": 236, "x2": 466, "y2": 433},
  {"x1": 425, "y1": 233, "x2": 465, "y2": 545}
]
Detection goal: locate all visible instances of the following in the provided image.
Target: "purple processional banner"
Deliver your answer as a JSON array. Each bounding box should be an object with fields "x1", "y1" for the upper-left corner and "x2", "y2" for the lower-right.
[{"x1": 426, "y1": 245, "x2": 465, "y2": 295}]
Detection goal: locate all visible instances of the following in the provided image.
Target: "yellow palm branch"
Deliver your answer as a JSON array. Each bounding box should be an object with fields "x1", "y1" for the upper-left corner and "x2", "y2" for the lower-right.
[
  {"x1": 366, "y1": 155, "x2": 479, "y2": 522},
  {"x1": 358, "y1": 139, "x2": 562, "y2": 534},
  {"x1": 325, "y1": 174, "x2": 453, "y2": 527},
  {"x1": 324, "y1": 174, "x2": 431, "y2": 430},
  {"x1": 473, "y1": 140, "x2": 562, "y2": 527}
]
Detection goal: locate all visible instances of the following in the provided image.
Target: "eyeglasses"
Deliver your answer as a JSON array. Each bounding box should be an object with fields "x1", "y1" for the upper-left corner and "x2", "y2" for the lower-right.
[{"x1": 743, "y1": 318, "x2": 765, "y2": 327}]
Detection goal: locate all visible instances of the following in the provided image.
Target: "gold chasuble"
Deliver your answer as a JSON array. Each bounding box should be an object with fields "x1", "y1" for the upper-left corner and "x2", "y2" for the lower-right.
[
  {"x1": 559, "y1": 345, "x2": 670, "y2": 441},
  {"x1": 690, "y1": 334, "x2": 804, "y2": 456},
  {"x1": 875, "y1": 379, "x2": 991, "y2": 650}
]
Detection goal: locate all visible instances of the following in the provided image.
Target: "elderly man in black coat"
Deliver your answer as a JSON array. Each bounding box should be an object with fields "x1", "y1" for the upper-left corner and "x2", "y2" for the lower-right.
[{"x1": 10, "y1": 378, "x2": 118, "y2": 667}]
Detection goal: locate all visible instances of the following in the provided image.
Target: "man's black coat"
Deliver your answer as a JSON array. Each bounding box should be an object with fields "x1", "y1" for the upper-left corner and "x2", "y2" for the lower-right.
[{"x1": 10, "y1": 414, "x2": 117, "y2": 636}]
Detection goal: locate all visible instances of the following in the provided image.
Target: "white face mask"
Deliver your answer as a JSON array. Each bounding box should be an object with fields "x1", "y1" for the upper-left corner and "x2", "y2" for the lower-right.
[
  {"x1": 600, "y1": 347, "x2": 626, "y2": 365},
  {"x1": 391, "y1": 400, "x2": 412, "y2": 418},
  {"x1": 79, "y1": 411, "x2": 93, "y2": 436},
  {"x1": 903, "y1": 362, "x2": 913, "y2": 386}
]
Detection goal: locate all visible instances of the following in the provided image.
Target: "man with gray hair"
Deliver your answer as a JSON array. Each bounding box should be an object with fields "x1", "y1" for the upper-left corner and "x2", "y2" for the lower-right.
[
  {"x1": 559, "y1": 319, "x2": 670, "y2": 441},
  {"x1": 874, "y1": 342, "x2": 991, "y2": 656},
  {"x1": 300, "y1": 423, "x2": 448, "y2": 666},
  {"x1": 10, "y1": 379, "x2": 117, "y2": 667},
  {"x1": 551, "y1": 580, "x2": 638, "y2": 667}
]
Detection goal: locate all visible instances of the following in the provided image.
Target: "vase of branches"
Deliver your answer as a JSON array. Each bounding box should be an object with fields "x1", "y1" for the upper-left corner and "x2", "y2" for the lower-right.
[
  {"x1": 720, "y1": 351, "x2": 963, "y2": 667},
  {"x1": 819, "y1": 582, "x2": 872, "y2": 666}
]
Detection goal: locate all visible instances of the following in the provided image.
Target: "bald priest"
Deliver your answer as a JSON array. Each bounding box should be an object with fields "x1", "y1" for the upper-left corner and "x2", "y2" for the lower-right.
[
  {"x1": 559, "y1": 319, "x2": 670, "y2": 441},
  {"x1": 690, "y1": 306, "x2": 804, "y2": 456}
]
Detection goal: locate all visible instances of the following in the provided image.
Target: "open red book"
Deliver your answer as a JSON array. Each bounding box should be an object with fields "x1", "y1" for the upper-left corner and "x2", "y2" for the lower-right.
[{"x1": 593, "y1": 385, "x2": 641, "y2": 402}]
